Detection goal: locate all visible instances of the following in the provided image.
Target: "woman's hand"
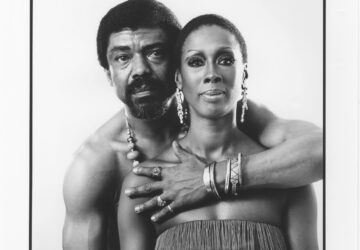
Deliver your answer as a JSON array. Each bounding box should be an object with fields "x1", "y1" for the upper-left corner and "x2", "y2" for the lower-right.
[{"x1": 124, "y1": 141, "x2": 214, "y2": 222}]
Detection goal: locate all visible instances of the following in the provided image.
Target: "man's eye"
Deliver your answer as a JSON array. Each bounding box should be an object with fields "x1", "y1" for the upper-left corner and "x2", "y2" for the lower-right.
[
  {"x1": 115, "y1": 55, "x2": 130, "y2": 62},
  {"x1": 218, "y1": 55, "x2": 235, "y2": 66},
  {"x1": 148, "y1": 49, "x2": 165, "y2": 60},
  {"x1": 187, "y1": 57, "x2": 204, "y2": 67}
]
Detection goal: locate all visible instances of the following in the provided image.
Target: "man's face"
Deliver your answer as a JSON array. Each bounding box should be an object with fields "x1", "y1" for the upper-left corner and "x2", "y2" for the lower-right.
[{"x1": 106, "y1": 27, "x2": 174, "y2": 120}]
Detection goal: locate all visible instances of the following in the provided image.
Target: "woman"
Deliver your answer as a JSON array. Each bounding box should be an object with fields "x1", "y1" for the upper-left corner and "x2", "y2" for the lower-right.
[{"x1": 118, "y1": 14, "x2": 318, "y2": 250}]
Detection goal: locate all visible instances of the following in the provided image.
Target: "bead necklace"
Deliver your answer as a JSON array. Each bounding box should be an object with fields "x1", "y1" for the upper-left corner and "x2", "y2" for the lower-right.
[{"x1": 125, "y1": 111, "x2": 140, "y2": 167}]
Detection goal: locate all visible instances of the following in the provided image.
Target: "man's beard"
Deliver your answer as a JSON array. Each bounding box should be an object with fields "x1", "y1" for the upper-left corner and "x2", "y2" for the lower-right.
[{"x1": 124, "y1": 76, "x2": 174, "y2": 120}]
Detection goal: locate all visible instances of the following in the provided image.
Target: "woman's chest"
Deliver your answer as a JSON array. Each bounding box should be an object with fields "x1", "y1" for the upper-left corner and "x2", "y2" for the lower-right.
[{"x1": 157, "y1": 188, "x2": 288, "y2": 233}]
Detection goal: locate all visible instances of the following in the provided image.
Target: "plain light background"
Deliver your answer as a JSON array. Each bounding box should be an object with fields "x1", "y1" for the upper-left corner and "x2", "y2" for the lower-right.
[{"x1": 1, "y1": 0, "x2": 359, "y2": 249}]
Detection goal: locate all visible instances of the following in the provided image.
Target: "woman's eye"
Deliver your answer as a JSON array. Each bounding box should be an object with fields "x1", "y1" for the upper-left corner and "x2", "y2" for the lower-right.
[
  {"x1": 218, "y1": 55, "x2": 235, "y2": 66},
  {"x1": 187, "y1": 57, "x2": 204, "y2": 67}
]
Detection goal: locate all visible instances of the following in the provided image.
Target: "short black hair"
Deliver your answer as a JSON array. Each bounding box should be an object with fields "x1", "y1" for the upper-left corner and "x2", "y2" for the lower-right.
[
  {"x1": 97, "y1": 0, "x2": 182, "y2": 69},
  {"x1": 174, "y1": 14, "x2": 248, "y2": 68}
]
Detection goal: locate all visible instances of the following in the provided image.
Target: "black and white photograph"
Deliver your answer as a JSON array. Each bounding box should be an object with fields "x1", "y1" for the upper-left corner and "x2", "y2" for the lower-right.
[
  {"x1": 1, "y1": 0, "x2": 359, "y2": 249},
  {"x1": 36, "y1": 0, "x2": 324, "y2": 249}
]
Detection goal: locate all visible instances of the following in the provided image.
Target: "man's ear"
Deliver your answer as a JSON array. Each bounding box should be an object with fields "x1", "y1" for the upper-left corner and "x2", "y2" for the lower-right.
[
  {"x1": 174, "y1": 69, "x2": 183, "y2": 89},
  {"x1": 105, "y1": 69, "x2": 113, "y2": 86}
]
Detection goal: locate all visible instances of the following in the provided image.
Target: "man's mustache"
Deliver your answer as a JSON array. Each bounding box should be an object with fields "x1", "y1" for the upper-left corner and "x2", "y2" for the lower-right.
[{"x1": 127, "y1": 77, "x2": 165, "y2": 95}]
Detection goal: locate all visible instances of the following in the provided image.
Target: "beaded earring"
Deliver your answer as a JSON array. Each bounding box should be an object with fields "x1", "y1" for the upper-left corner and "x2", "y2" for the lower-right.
[
  {"x1": 175, "y1": 88, "x2": 184, "y2": 124},
  {"x1": 240, "y1": 68, "x2": 248, "y2": 123}
]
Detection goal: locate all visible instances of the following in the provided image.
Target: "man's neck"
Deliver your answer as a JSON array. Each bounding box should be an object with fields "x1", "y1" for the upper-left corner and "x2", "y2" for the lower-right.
[{"x1": 125, "y1": 102, "x2": 180, "y2": 143}]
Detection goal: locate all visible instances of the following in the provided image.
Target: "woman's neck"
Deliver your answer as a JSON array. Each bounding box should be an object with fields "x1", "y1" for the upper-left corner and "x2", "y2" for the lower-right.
[{"x1": 184, "y1": 108, "x2": 239, "y2": 161}]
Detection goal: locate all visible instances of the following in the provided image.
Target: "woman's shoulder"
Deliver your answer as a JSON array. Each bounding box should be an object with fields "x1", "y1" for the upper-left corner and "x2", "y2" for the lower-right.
[
  {"x1": 155, "y1": 141, "x2": 179, "y2": 163},
  {"x1": 122, "y1": 169, "x2": 152, "y2": 190},
  {"x1": 233, "y1": 130, "x2": 267, "y2": 156}
]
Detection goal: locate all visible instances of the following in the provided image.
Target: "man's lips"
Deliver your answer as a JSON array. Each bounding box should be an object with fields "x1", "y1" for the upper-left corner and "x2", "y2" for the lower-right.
[
  {"x1": 133, "y1": 90, "x2": 157, "y2": 98},
  {"x1": 131, "y1": 89, "x2": 164, "y2": 103}
]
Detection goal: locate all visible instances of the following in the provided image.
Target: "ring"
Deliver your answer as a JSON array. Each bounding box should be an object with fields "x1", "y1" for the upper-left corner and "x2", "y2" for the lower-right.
[
  {"x1": 166, "y1": 205, "x2": 174, "y2": 213},
  {"x1": 156, "y1": 196, "x2": 167, "y2": 207},
  {"x1": 152, "y1": 167, "x2": 162, "y2": 178}
]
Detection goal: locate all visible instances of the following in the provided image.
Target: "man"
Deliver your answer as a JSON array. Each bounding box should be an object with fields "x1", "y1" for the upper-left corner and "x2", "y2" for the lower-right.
[{"x1": 62, "y1": 0, "x2": 322, "y2": 249}]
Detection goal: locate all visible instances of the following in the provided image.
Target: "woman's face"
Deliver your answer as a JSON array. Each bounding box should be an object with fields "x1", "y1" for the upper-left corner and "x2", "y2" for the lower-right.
[{"x1": 177, "y1": 25, "x2": 246, "y2": 119}]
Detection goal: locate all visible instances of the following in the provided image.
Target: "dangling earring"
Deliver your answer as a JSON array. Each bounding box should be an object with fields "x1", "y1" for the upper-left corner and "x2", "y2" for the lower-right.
[
  {"x1": 241, "y1": 68, "x2": 248, "y2": 123},
  {"x1": 176, "y1": 88, "x2": 184, "y2": 124}
]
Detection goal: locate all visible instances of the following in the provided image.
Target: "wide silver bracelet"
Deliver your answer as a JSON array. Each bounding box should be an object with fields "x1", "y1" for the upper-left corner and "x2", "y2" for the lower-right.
[
  {"x1": 209, "y1": 161, "x2": 221, "y2": 199},
  {"x1": 203, "y1": 163, "x2": 212, "y2": 193}
]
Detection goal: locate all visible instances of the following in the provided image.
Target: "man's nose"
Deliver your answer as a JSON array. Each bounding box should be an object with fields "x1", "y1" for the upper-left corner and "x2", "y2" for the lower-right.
[
  {"x1": 204, "y1": 64, "x2": 222, "y2": 84},
  {"x1": 131, "y1": 55, "x2": 151, "y2": 79}
]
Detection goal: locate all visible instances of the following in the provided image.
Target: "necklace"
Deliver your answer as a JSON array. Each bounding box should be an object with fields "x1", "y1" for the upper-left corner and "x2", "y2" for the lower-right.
[{"x1": 125, "y1": 112, "x2": 140, "y2": 167}]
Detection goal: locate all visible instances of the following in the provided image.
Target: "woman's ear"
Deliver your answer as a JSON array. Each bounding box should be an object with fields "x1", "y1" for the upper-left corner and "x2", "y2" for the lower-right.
[
  {"x1": 105, "y1": 69, "x2": 113, "y2": 86},
  {"x1": 174, "y1": 69, "x2": 183, "y2": 89}
]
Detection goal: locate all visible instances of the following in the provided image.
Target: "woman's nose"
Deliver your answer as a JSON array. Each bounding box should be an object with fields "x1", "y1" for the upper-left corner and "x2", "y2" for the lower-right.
[{"x1": 204, "y1": 64, "x2": 222, "y2": 84}]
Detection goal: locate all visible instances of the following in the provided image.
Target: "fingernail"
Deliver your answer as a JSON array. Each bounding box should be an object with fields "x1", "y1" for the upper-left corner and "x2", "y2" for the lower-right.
[
  {"x1": 124, "y1": 189, "x2": 131, "y2": 196},
  {"x1": 133, "y1": 167, "x2": 139, "y2": 174},
  {"x1": 151, "y1": 216, "x2": 156, "y2": 222},
  {"x1": 135, "y1": 206, "x2": 141, "y2": 213}
]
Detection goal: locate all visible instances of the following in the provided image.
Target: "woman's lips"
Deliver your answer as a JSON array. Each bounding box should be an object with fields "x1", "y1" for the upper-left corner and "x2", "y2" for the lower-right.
[{"x1": 200, "y1": 89, "x2": 225, "y2": 101}]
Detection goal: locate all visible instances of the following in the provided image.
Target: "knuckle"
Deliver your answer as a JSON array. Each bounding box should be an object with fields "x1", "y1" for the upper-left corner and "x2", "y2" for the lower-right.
[{"x1": 144, "y1": 183, "x2": 152, "y2": 193}]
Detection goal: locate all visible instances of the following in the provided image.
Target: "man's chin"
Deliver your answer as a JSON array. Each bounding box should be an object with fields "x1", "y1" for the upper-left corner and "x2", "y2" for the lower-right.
[{"x1": 127, "y1": 100, "x2": 171, "y2": 120}]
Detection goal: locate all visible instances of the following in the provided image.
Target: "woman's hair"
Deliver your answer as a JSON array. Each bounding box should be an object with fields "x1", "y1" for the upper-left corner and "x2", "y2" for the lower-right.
[
  {"x1": 97, "y1": 0, "x2": 181, "y2": 70},
  {"x1": 174, "y1": 14, "x2": 247, "y2": 68}
]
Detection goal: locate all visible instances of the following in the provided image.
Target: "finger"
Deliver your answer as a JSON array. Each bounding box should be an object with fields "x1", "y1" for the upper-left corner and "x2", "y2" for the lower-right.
[
  {"x1": 124, "y1": 182, "x2": 163, "y2": 198},
  {"x1": 134, "y1": 196, "x2": 158, "y2": 214},
  {"x1": 134, "y1": 195, "x2": 170, "y2": 214},
  {"x1": 135, "y1": 160, "x2": 174, "y2": 169},
  {"x1": 172, "y1": 141, "x2": 190, "y2": 161},
  {"x1": 133, "y1": 165, "x2": 170, "y2": 178},
  {"x1": 151, "y1": 201, "x2": 180, "y2": 223},
  {"x1": 151, "y1": 189, "x2": 208, "y2": 222}
]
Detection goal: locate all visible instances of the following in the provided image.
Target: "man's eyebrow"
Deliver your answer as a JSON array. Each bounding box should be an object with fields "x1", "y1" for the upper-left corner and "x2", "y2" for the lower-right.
[
  {"x1": 108, "y1": 46, "x2": 131, "y2": 53},
  {"x1": 143, "y1": 42, "x2": 168, "y2": 51}
]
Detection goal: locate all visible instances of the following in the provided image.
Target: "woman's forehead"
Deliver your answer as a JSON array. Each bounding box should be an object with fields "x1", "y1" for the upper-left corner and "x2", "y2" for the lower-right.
[{"x1": 182, "y1": 25, "x2": 240, "y2": 53}]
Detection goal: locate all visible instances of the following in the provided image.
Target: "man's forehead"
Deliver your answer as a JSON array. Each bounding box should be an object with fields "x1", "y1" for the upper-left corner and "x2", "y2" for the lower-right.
[{"x1": 107, "y1": 27, "x2": 168, "y2": 49}]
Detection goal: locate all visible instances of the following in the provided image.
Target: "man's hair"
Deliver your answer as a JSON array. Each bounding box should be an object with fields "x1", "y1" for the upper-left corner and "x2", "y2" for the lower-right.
[
  {"x1": 97, "y1": 0, "x2": 182, "y2": 69},
  {"x1": 174, "y1": 14, "x2": 248, "y2": 68}
]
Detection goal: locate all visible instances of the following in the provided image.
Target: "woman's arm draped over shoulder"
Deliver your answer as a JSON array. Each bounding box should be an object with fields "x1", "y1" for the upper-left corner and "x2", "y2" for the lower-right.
[{"x1": 118, "y1": 173, "x2": 157, "y2": 250}]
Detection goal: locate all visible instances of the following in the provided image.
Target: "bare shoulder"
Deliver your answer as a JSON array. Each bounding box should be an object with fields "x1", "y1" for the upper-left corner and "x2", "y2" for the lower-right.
[{"x1": 63, "y1": 110, "x2": 128, "y2": 211}]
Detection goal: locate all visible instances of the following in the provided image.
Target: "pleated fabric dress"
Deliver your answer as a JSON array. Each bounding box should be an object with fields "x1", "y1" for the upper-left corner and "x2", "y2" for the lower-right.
[{"x1": 155, "y1": 220, "x2": 287, "y2": 250}]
